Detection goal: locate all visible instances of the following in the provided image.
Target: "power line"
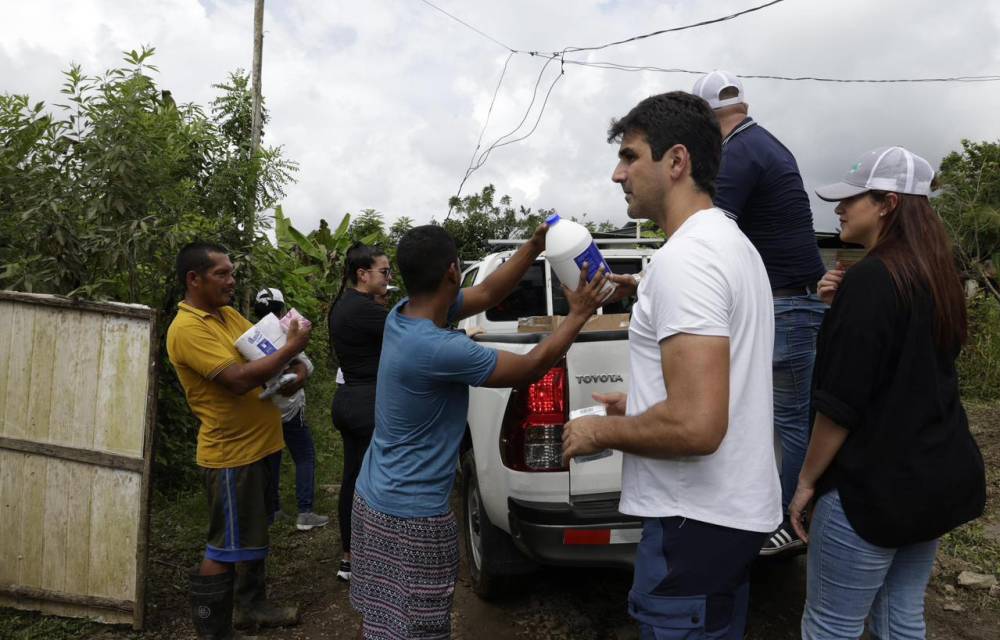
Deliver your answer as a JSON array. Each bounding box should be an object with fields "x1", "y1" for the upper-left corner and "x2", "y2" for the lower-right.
[
  {"x1": 421, "y1": 0, "x2": 1000, "y2": 215},
  {"x1": 427, "y1": 0, "x2": 797, "y2": 207},
  {"x1": 471, "y1": 56, "x2": 560, "y2": 172},
  {"x1": 449, "y1": 51, "x2": 516, "y2": 218},
  {"x1": 447, "y1": 55, "x2": 565, "y2": 215},
  {"x1": 416, "y1": 0, "x2": 515, "y2": 52},
  {"x1": 559, "y1": 58, "x2": 1000, "y2": 83},
  {"x1": 474, "y1": 61, "x2": 564, "y2": 160},
  {"x1": 562, "y1": 0, "x2": 788, "y2": 54},
  {"x1": 416, "y1": 0, "x2": 999, "y2": 84}
]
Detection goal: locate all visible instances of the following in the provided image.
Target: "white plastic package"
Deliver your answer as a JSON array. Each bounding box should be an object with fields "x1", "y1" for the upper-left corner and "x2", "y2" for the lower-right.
[{"x1": 234, "y1": 313, "x2": 290, "y2": 399}]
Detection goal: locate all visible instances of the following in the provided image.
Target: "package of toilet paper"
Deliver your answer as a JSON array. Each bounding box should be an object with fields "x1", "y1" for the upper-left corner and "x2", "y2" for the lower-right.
[{"x1": 234, "y1": 313, "x2": 289, "y2": 399}]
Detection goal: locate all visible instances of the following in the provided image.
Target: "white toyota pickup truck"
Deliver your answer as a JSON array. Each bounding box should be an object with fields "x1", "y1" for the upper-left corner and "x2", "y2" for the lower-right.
[{"x1": 456, "y1": 239, "x2": 659, "y2": 598}]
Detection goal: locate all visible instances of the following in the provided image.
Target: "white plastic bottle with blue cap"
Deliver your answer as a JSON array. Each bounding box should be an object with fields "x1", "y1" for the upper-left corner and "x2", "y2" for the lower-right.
[{"x1": 543, "y1": 213, "x2": 616, "y2": 300}]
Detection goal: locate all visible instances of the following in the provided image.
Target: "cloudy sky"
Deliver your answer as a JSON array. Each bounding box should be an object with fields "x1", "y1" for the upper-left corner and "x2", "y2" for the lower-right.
[{"x1": 4, "y1": 0, "x2": 1000, "y2": 234}]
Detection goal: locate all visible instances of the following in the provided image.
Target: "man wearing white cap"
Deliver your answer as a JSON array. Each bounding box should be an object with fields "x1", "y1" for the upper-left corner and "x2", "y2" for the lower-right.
[{"x1": 692, "y1": 70, "x2": 827, "y2": 556}]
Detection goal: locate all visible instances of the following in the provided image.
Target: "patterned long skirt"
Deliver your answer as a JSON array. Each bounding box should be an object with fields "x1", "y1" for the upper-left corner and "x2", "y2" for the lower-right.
[{"x1": 349, "y1": 493, "x2": 460, "y2": 639}]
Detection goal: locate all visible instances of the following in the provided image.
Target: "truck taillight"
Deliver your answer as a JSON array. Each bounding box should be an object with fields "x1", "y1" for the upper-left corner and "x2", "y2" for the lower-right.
[{"x1": 500, "y1": 364, "x2": 569, "y2": 472}]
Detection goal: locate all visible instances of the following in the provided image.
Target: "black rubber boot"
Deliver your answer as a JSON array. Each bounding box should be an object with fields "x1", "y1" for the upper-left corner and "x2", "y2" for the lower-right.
[
  {"x1": 189, "y1": 568, "x2": 239, "y2": 640},
  {"x1": 233, "y1": 560, "x2": 300, "y2": 631}
]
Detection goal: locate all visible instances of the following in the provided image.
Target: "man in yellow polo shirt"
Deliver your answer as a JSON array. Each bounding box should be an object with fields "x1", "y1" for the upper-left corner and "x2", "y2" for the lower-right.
[{"x1": 167, "y1": 241, "x2": 311, "y2": 639}]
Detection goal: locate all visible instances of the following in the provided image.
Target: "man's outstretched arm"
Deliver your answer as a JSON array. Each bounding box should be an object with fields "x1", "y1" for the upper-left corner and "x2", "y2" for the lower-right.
[
  {"x1": 454, "y1": 223, "x2": 547, "y2": 321},
  {"x1": 482, "y1": 265, "x2": 608, "y2": 388}
]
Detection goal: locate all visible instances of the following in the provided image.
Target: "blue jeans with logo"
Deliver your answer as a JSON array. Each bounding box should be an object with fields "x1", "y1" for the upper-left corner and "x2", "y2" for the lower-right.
[
  {"x1": 773, "y1": 294, "x2": 827, "y2": 515},
  {"x1": 267, "y1": 409, "x2": 317, "y2": 514},
  {"x1": 802, "y1": 491, "x2": 938, "y2": 639}
]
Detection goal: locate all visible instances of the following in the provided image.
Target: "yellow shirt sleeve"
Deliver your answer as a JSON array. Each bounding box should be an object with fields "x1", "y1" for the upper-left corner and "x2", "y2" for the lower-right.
[{"x1": 171, "y1": 316, "x2": 240, "y2": 380}]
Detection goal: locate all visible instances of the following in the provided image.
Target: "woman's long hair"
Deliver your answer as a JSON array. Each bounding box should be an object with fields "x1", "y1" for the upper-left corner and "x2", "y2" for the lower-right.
[{"x1": 867, "y1": 192, "x2": 967, "y2": 352}]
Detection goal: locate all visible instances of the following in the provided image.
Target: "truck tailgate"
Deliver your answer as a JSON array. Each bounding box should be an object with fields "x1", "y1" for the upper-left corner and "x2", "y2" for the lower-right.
[{"x1": 565, "y1": 337, "x2": 630, "y2": 499}]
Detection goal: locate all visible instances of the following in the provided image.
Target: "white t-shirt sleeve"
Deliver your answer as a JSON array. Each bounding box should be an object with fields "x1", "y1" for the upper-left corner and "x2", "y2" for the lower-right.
[{"x1": 650, "y1": 237, "x2": 731, "y2": 342}]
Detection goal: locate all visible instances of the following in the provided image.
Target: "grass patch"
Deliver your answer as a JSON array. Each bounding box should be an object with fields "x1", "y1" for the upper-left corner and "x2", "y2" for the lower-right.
[
  {"x1": 959, "y1": 295, "x2": 1000, "y2": 401},
  {"x1": 0, "y1": 610, "x2": 101, "y2": 640},
  {"x1": 940, "y1": 521, "x2": 1000, "y2": 576}
]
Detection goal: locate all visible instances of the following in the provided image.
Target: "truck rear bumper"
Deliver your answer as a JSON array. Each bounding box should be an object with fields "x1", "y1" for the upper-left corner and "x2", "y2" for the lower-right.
[{"x1": 507, "y1": 494, "x2": 642, "y2": 569}]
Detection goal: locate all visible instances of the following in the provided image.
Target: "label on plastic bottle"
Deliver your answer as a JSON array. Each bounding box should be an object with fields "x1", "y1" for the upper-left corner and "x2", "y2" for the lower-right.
[{"x1": 573, "y1": 242, "x2": 612, "y2": 281}]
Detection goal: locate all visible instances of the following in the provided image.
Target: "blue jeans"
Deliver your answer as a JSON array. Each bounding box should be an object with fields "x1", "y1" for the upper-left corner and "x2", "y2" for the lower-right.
[
  {"x1": 267, "y1": 409, "x2": 317, "y2": 514},
  {"x1": 773, "y1": 294, "x2": 826, "y2": 514},
  {"x1": 630, "y1": 517, "x2": 766, "y2": 639},
  {"x1": 802, "y1": 491, "x2": 938, "y2": 639}
]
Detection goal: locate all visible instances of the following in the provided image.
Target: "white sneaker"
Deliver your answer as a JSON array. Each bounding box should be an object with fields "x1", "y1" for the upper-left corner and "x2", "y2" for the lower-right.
[{"x1": 336, "y1": 559, "x2": 351, "y2": 582}]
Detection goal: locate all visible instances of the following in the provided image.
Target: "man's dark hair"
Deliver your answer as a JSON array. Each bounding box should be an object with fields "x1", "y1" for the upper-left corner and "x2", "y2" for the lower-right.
[
  {"x1": 607, "y1": 91, "x2": 722, "y2": 198},
  {"x1": 396, "y1": 225, "x2": 458, "y2": 296},
  {"x1": 176, "y1": 241, "x2": 228, "y2": 291}
]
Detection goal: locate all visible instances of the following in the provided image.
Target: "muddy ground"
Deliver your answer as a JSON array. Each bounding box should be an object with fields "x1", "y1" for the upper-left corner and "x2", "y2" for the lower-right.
[{"x1": 5, "y1": 403, "x2": 1000, "y2": 639}]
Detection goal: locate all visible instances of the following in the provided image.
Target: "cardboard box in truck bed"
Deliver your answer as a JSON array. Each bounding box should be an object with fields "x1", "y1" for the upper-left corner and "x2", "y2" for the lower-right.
[{"x1": 517, "y1": 313, "x2": 630, "y2": 334}]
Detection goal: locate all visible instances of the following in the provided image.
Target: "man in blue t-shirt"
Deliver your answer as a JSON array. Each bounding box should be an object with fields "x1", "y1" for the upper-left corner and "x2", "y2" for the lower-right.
[
  {"x1": 348, "y1": 224, "x2": 608, "y2": 639},
  {"x1": 692, "y1": 70, "x2": 828, "y2": 556}
]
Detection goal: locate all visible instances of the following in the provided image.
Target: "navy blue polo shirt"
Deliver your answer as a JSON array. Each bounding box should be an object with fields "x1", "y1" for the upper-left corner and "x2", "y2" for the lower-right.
[{"x1": 714, "y1": 118, "x2": 825, "y2": 290}]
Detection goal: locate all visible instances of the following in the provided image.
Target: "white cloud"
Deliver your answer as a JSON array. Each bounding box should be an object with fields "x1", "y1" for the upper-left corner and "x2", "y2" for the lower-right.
[{"x1": 3, "y1": 0, "x2": 999, "y2": 235}]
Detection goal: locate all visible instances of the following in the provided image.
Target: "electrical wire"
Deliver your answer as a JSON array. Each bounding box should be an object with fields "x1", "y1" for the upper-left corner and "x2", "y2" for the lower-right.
[
  {"x1": 559, "y1": 58, "x2": 1000, "y2": 83},
  {"x1": 416, "y1": 0, "x2": 516, "y2": 52},
  {"x1": 428, "y1": 0, "x2": 797, "y2": 211},
  {"x1": 470, "y1": 56, "x2": 559, "y2": 173},
  {"x1": 562, "y1": 0, "x2": 787, "y2": 54},
  {"x1": 447, "y1": 55, "x2": 564, "y2": 216},
  {"x1": 448, "y1": 51, "x2": 516, "y2": 217},
  {"x1": 476, "y1": 63, "x2": 563, "y2": 156},
  {"x1": 418, "y1": 0, "x2": 1000, "y2": 215},
  {"x1": 416, "y1": 1, "x2": 1000, "y2": 85}
]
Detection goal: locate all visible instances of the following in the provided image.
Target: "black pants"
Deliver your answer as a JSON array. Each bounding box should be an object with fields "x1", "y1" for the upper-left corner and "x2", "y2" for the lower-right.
[{"x1": 331, "y1": 383, "x2": 376, "y2": 553}]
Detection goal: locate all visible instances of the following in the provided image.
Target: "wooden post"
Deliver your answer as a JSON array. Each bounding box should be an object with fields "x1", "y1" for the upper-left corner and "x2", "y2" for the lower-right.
[
  {"x1": 245, "y1": 0, "x2": 265, "y2": 313},
  {"x1": 250, "y1": 0, "x2": 264, "y2": 160}
]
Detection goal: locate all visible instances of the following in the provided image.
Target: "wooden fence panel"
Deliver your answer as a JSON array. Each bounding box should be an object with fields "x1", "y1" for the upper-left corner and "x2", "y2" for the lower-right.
[{"x1": 0, "y1": 292, "x2": 157, "y2": 628}]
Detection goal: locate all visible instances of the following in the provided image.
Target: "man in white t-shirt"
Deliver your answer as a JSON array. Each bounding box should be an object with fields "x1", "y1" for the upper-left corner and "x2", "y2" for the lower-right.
[{"x1": 562, "y1": 91, "x2": 780, "y2": 639}]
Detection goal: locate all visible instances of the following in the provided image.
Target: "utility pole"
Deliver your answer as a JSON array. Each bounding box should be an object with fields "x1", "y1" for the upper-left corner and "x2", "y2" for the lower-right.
[
  {"x1": 245, "y1": 0, "x2": 264, "y2": 313},
  {"x1": 250, "y1": 0, "x2": 264, "y2": 160}
]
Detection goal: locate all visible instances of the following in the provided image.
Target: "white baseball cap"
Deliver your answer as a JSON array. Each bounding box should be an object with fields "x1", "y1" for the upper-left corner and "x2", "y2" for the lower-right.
[
  {"x1": 816, "y1": 146, "x2": 935, "y2": 202},
  {"x1": 255, "y1": 287, "x2": 285, "y2": 304},
  {"x1": 692, "y1": 70, "x2": 745, "y2": 110}
]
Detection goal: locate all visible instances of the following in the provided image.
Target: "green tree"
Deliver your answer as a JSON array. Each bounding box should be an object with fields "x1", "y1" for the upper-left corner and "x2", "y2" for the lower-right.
[
  {"x1": 272, "y1": 206, "x2": 380, "y2": 314},
  {"x1": 438, "y1": 185, "x2": 547, "y2": 260},
  {"x1": 389, "y1": 215, "x2": 414, "y2": 247},
  {"x1": 0, "y1": 47, "x2": 295, "y2": 308},
  {"x1": 348, "y1": 208, "x2": 388, "y2": 245},
  {"x1": 0, "y1": 47, "x2": 297, "y2": 490},
  {"x1": 936, "y1": 139, "x2": 1000, "y2": 303}
]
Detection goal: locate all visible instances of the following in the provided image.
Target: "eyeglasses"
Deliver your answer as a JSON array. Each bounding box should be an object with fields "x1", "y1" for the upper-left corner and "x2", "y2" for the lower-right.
[{"x1": 366, "y1": 268, "x2": 392, "y2": 278}]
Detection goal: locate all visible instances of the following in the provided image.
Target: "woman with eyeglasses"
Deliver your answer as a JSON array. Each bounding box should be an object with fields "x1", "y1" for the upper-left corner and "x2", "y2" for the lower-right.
[
  {"x1": 328, "y1": 243, "x2": 393, "y2": 582},
  {"x1": 788, "y1": 147, "x2": 985, "y2": 639}
]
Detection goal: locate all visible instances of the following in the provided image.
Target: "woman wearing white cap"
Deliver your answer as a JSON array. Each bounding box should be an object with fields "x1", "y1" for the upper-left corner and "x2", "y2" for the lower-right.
[{"x1": 788, "y1": 147, "x2": 985, "y2": 639}]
